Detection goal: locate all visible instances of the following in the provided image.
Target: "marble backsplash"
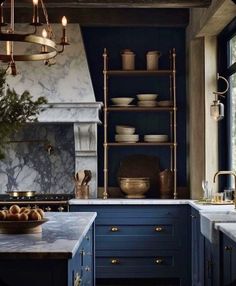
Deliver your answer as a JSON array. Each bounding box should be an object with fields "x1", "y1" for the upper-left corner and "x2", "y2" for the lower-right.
[{"x1": 0, "y1": 124, "x2": 75, "y2": 194}]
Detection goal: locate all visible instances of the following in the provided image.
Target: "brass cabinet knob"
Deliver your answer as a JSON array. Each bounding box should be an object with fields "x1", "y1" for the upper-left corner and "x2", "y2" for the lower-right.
[
  {"x1": 111, "y1": 259, "x2": 119, "y2": 264},
  {"x1": 190, "y1": 215, "x2": 196, "y2": 218},
  {"x1": 155, "y1": 259, "x2": 163, "y2": 264},
  {"x1": 110, "y1": 226, "x2": 119, "y2": 232},
  {"x1": 224, "y1": 245, "x2": 232, "y2": 251},
  {"x1": 155, "y1": 226, "x2": 163, "y2": 232}
]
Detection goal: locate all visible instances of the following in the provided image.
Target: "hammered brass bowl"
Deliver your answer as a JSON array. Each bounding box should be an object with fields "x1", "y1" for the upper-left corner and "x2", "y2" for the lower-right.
[{"x1": 119, "y1": 177, "x2": 150, "y2": 198}]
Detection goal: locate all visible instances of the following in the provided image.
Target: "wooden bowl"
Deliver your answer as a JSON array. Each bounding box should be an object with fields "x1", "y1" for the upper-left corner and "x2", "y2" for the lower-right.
[{"x1": 0, "y1": 218, "x2": 49, "y2": 234}]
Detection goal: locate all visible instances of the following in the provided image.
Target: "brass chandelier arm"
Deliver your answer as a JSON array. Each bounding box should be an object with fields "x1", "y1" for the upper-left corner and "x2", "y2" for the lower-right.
[{"x1": 0, "y1": 33, "x2": 58, "y2": 61}]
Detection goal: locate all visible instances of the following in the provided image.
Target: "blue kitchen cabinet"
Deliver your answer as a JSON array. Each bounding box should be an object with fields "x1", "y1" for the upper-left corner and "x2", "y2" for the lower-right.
[
  {"x1": 220, "y1": 232, "x2": 236, "y2": 286},
  {"x1": 191, "y1": 207, "x2": 205, "y2": 286},
  {"x1": 0, "y1": 224, "x2": 94, "y2": 286},
  {"x1": 70, "y1": 204, "x2": 191, "y2": 285}
]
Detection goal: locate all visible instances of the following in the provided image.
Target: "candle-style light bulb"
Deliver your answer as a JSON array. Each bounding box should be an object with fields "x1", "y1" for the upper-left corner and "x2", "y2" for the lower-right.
[
  {"x1": 41, "y1": 29, "x2": 48, "y2": 53},
  {"x1": 62, "y1": 16, "x2": 67, "y2": 27},
  {"x1": 60, "y1": 16, "x2": 68, "y2": 45},
  {"x1": 6, "y1": 41, "x2": 11, "y2": 56},
  {"x1": 32, "y1": 0, "x2": 39, "y2": 25},
  {"x1": 42, "y1": 28, "x2": 47, "y2": 38}
]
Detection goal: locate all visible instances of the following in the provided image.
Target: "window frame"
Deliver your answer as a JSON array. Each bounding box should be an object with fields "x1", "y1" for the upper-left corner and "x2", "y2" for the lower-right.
[{"x1": 217, "y1": 17, "x2": 236, "y2": 188}]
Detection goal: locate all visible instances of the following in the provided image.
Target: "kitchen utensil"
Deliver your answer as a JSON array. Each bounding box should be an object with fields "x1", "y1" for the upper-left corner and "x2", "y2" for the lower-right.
[
  {"x1": 75, "y1": 184, "x2": 89, "y2": 199},
  {"x1": 121, "y1": 49, "x2": 135, "y2": 70},
  {"x1": 136, "y1": 94, "x2": 158, "y2": 101},
  {"x1": 115, "y1": 134, "x2": 139, "y2": 143},
  {"x1": 146, "y1": 50, "x2": 161, "y2": 70},
  {"x1": 117, "y1": 154, "x2": 160, "y2": 198},
  {"x1": 157, "y1": 100, "x2": 174, "y2": 107},
  {"x1": 116, "y1": 125, "x2": 135, "y2": 135},
  {"x1": 159, "y1": 169, "x2": 173, "y2": 199},
  {"x1": 0, "y1": 218, "x2": 49, "y2": 234},
  {"x1": 144, "y1": 134, "x2": 168, "y2": 142},
  {"x1": 201, "y1": 180, "x2": 209, "y2": 200},
  {"x1": 6, "y1": 190, "x2": 36, "y2": 198},
  {"x1": 119, "y1": 177, "x2": 150, "y2": 198},
  {"x1": 75, "y1": 170, "x2": 85, "y2": 185},
  {"x1": 137, "y1": 100, "x2": 157, "y2": 107},
  {"x1": 82, "y1": 170, "x2": 92, "y2": 185},
  {"x1": 111, "y1": 97, "x2": 134, "y2": 106}
]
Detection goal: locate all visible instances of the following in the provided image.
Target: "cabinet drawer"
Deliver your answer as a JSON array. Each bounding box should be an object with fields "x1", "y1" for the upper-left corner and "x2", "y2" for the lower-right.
[
  {"x1": 97, "y1": 223, "x2": 174, "y2": 236},
  {"x1": 96, "y1": 253, "x2": 182, "y2": 278}
]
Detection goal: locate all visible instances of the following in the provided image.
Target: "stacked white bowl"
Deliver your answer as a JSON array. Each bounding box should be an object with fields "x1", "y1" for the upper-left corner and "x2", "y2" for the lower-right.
[
  {"x1": 144, "y1": 134, "x2": 168, "y2": 143},
  {"x1": 136, "y1": 94, "x2": 158, "y2": 107},
  {"x1": 115, "y1": 125, "x2": 139, "y2": 143}
]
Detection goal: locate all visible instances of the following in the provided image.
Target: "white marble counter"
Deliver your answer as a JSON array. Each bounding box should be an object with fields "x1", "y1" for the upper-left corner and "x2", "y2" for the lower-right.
[
  {"x1": 69, "y1": 198, "x2": 190, "y2": 205},
  {"x1": 0, "y1": 212, "x2": 96, "y2": 259},
  {"x1": 216, "y1": 223, "x2": 236, "y2": 243},
  {"x1": 69, "y1": 199, "x2": 236, "y2": 212}
]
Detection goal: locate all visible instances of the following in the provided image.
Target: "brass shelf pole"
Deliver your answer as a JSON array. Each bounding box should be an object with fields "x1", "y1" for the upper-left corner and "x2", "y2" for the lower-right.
[
  {"x1": 172, "y1": 48, "x2": 177, "y2": 199},
  {"x1": 103, "y1": 48, "x2": 108, "y2": 199}
]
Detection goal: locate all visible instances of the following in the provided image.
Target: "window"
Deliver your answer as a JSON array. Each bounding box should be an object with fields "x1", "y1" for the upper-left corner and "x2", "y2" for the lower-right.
[{"x1": 218, "y1": 17, "x2": 236, "y2": 187}]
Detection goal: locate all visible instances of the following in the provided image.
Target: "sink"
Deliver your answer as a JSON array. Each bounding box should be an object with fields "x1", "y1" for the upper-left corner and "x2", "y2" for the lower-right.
[{"x1": 200, "y1": 211, "x2": 236, "y2": 243}]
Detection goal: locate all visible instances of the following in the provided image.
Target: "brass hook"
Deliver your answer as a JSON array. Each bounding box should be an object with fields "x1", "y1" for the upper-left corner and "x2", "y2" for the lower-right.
[{"x1": 213, "y1": 73, "x2": 229, "y2": 98}]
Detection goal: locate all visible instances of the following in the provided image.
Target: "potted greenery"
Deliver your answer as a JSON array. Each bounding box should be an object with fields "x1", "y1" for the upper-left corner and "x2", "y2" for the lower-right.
[{"x1": 0, "y1": 69, "x2": 47, "y2": 159}]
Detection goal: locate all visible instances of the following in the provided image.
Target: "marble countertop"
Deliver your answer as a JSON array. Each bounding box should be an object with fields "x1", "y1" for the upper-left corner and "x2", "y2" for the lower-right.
[
  {"x1": 69, "y1": 198, "x2": 236, "y2": 212},
  {"x1": 0, "y1": 212, "x2": 96, "y2": 259},
  {"x1": 216, "y1": 223, "x2": 236, "y2": 243}
]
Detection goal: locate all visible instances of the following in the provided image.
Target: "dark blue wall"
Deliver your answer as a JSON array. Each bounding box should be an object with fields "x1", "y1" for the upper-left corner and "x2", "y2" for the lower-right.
[{"x1": 81, "y1": 27, "x2": 187, "y2": 190}]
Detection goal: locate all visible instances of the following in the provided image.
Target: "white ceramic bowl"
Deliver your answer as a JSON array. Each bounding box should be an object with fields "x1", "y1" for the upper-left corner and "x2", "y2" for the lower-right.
[
  {"x1": 111, "y1": 97, "x2": 134, "y2": 106},
  {"x1": 115, "y1": 134, "x2": 139, "y2": 143},
  {"x1": 116, "y1": 125, "x2": 135, "y2": 135},
  {"x1": 136, "y1": 94, "x2": 158, "y2": 101},
  {"x1": 144, "y1": 134, "x2": 168, "y2": 142},
  {"x1": 138, "y1": 100, "x2": 157, "y2": 107},
  {"x1": 157, "y1": 100, "x2": 174, "y2": 107}
]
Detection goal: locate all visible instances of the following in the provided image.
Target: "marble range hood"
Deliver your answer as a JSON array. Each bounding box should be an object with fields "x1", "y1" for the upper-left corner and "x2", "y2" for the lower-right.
[{"x1": 3, "y1": 24, "x2": 102, "y2": 198}]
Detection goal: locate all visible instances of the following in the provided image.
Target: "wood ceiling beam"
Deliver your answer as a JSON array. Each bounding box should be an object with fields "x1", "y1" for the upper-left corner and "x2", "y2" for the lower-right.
[
  {"x1": 6, "y1": 0, "x2": 211, "y2": 9},
  {"x1": 8, "y1": 8, "x2": 189, "y2": 27}
]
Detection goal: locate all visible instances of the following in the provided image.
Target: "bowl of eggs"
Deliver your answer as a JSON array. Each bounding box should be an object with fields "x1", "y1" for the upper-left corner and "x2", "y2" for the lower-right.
[{"x1": 0, "y1": 204, "x2": 48, "y2": 234}]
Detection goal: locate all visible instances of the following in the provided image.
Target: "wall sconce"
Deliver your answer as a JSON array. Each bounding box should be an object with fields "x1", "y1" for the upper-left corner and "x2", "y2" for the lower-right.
[{"x1": 210, "y1": 73, "x2": 229, "y2": 121}]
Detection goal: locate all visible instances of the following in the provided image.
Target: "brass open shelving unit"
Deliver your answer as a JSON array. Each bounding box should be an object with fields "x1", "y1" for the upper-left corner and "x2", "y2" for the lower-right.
[{"x1": 103, "y1": 48, "x2": 177, "y2": 199}]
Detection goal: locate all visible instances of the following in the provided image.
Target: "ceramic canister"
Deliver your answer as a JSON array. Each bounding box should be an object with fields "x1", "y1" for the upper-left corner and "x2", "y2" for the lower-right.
[
  {"x1": 146, "y1": 50, "x2": 161, "y2": 70},
  {"x1": 121, "y1": 49, "x2": 135, "y2": 70}
]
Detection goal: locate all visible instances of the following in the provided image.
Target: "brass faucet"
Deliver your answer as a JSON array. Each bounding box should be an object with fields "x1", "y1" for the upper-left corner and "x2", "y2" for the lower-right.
[{"x1": 213, "y1": 170, "x2": 236, "y2": 208}]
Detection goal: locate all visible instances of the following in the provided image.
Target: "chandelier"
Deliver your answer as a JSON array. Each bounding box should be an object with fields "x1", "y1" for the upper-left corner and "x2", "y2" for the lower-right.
[{"x1": 0, "y1": 0, "x2": 69, "y2": 75}]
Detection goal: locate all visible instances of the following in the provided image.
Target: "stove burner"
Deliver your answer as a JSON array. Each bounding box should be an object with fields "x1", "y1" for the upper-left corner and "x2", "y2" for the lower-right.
[{"x1": 0, "y1": 193, "x2": 74, "y2": 202}]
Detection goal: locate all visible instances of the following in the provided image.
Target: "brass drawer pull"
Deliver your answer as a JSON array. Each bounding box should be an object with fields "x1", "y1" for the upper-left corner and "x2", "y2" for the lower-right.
[
  {"x1": 155, "y1": 259, "x2": 163, "y2": 264},
  {"x1": 111, "y1": 259, "x2": 119, "y2": 264},
  {"x1": 110, "y1": 227, "x2": 119, "y2": 232},
  {"x1": 155, "y1": 226, "x2": 163, "y2": 232}
]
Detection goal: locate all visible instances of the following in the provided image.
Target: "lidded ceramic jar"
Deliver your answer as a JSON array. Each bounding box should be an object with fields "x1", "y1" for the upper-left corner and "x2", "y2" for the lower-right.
[
  {"x1": 146, "y1": 50, "x2": 161, "y2": 70},
  {"x1": 121, "y1": 49, "x2": 135, "y2": 70}
]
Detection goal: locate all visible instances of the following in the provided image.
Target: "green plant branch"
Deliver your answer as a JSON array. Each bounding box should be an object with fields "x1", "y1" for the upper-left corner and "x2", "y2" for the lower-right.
[{"x1": 0, "y1": 69, "x2": 47, "y2": 159}]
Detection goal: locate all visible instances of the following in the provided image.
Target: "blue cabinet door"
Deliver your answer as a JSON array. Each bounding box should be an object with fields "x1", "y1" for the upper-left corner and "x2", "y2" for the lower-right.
[
  {"x1": 221, "y1": 233, "x2": 236, "y2": 286},
  {"x1": 191, "y1": 207, "x2": 205, "y2": 286}
]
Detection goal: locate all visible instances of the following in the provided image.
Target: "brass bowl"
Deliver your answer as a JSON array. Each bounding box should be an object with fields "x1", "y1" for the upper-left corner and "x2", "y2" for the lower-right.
[{"x1": 119, "y1": 177, "x2": 150, "y2": 198}]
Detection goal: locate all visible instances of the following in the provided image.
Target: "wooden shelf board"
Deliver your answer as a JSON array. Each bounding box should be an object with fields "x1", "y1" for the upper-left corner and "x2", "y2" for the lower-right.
[
  {"x1": 106, "y1": 142, "x2": 176, "y2": 147},
  {"x1": 107, "y1": 106, "x2": 175, "y2": 111},
  {"x1": 105, "y1": 70, "x2": 173, "y2": 76}
]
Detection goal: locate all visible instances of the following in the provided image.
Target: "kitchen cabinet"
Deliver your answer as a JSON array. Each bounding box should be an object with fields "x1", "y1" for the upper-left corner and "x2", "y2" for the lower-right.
[
  {"x1": 220, "y1": 232, "x2": 236, "y2": 285},
  {"x1": 70, "y1": 204, "x2": 191, "y2": 285},
  {"x1": 191, "y1": 207, "x2": 205, "y2": 286},
  {"x1": 102, "y1": 48, "x2": 178, "y2": 199},
  {"x1": 0, "y1": 213, "x2": 95, "y2": 286}
]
